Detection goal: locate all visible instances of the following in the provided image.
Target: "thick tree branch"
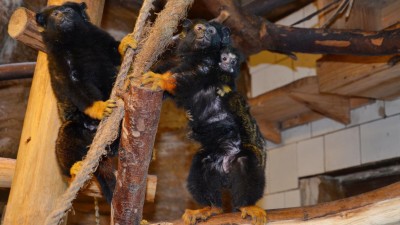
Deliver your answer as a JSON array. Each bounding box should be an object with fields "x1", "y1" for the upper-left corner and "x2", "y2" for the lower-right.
[{"x1": 204, "y1": 0, "x2": 400, "y2": 57}]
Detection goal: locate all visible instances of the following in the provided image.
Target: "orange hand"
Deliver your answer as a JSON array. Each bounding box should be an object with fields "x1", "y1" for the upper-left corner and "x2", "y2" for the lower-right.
[{"x1": 141, "y1": 71, "x2": 176, "y2": 93}]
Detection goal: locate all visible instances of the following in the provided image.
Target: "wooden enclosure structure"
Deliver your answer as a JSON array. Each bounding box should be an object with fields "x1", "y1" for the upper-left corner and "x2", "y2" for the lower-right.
[{"x1": 3, "y1": 0, "x2": 400, "y2": 224}]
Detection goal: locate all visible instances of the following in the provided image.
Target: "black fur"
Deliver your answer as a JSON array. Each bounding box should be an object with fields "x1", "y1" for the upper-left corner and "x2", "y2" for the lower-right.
[
  {"x1": 157, "y1": 20, "x2": 266, "y2": 211},
  {"x1": 36, "y1": 2, "x2": 120, "y2": 203}
]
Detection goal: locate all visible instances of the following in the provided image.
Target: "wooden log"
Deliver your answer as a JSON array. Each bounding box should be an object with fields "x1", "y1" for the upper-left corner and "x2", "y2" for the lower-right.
[
  {"x1": 0, "y1": 158, "x2": 15, "y2": 188},
  {"x1": 165, "y1": 181, "x2": 400, "y2": 225},
  {"x1": 8, "y1": 7, "x2": 46, "y2": 53},
  {"x1": 3, "y1": 1, "x2": 105, "y2": 225}
]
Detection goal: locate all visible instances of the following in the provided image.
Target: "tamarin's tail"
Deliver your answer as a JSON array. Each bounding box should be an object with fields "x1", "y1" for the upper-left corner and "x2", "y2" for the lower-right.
[{"x1": 95, "y1": 157, "x2": 116, "y2": 204}]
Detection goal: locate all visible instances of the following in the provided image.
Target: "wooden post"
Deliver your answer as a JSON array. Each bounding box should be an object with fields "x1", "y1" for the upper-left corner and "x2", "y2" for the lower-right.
[
  {"x1": 3, "y1": 1, "x2": 104, "y2": 225},
  {"x1": 112, "y1": 87, "x2": 163, "y2": 224}
]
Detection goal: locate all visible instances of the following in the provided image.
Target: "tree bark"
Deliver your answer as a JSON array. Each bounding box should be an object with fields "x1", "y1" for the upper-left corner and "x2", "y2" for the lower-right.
[{"x1": 112, "y1": 87, "x2": 163, "y2": 224}]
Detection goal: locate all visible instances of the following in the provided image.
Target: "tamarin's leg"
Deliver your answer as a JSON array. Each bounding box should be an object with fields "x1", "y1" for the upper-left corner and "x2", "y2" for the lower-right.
[
  {"x1": 230, "y1": 153, "x2": 266, "y2": 225},
  {"x1": 140, "y1": 71, "x2": 176, "y2": 93},
  {"x1": 118, "y1": 34, "x2": 138, "y2": 56},
  {"x1": 56, "y1": 120, "x2": 94, "y2": 176},
  {"x1": 182, "y1": 151, "x2": 223, "y2": 225}
]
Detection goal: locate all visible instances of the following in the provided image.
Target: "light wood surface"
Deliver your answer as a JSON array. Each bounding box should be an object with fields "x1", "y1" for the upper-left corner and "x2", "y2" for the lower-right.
[{"x1": 3, "y1": 1, "x2": 105, "y2": 225}]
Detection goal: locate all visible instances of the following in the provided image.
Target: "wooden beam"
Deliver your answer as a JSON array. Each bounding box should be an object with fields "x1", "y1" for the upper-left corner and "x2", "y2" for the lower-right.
[
  {"x1": 317, "y1": 55, "x2": 400, "y2": 100},
  {"x1": 257, "y1": 120, "x2": 281, "y2": 144},
  {"x1": 0, "y1": 157, "x2": 157, "y2": 202},
  {"x1": 3, "y1": 1, "x2": 105, "y2": 225},
  {"x1": 317, "y1": 0, "x2": 400, "y2": 31},
  {"x1": 289, "y1": 91, "x2": 351, "y2": 124},
  {"x1": 165, "y1": 181, "x2": 400, "y2": 225}
]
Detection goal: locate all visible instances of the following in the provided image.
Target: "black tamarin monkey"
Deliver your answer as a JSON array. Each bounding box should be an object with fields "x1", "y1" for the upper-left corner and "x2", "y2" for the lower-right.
[
  {"x1": 142, "y1": 20, "x2": 267, "y2": 225},
  {"x1": 36, "y1": 2, "x2": 136, "y2": 203}
]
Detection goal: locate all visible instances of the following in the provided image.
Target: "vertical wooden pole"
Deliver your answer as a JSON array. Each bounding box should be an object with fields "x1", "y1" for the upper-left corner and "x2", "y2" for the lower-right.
[
  {"x1": 112, "y1": 87, "x2": 163, "y2": 224},
  {"x1": 3, "y1": 1, "x2": 104, "y2": 224}
]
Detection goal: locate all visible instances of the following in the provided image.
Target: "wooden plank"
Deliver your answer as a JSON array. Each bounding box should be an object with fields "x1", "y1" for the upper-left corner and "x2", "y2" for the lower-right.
[
  {"x1": 3, "y1": 1, "x2": 105, "y2": 225},
  {"x1": 257, "y1": 120, "x2": 281, "y2": 144},
  {"x1": 317, "y1": 0, "x2": 400, "y2": 31},
  {"x1": 289, "y1": 91, "x2": 351, "y2": 124},
  {"x1": 317, "y1": 55, "x2": 400, "y2": 100}
]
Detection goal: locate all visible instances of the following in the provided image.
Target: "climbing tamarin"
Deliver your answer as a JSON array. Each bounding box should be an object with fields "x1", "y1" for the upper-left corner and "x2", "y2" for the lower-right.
[
  {"x1": 142, "y1": 20, "x2": 267, "y2": 224},
  {"x1": 36, "y1": 1, "x2": 136, "y2": 203}
]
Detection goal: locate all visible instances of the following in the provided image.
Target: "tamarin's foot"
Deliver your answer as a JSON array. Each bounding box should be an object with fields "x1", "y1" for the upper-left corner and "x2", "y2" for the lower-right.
[
  {"x1": 182, "y1": 206, "x2": 223, "y2": 225},
  {"x1": 141, "y1": 71, "x2": 176, "y2": 93},
  {"x1": 70, "y1": 161, "x2": 83, "y2": 178},
  {"x1": 118, "y1": 34, "x2": 138, "y2": 55},
  {"x1": 217, "y1": 85, "x2": 232, "y2": 97},
  {"x1": 239, "y1": 205, "x2": 267, "y2": 225},
  {"x1": 84, "y1": 99, "x2": 116, "y2": 120}
]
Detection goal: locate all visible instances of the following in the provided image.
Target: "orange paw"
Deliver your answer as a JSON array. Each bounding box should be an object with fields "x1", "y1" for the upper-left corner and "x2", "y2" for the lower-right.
[
  {"x1": 118, "y1": 34, "x2": 137, "y2": 55},
  {"x1": 141, "y1": 71, "x2": 176, "y2": 93},
  {"x1": 182, "y1": 206, "x2": 223, "y2": 225},
  {"x1": 84, "y1": 99, "x2": 116, "y2": 120},
  {"x1": 239, "y1": 205, "x2": 267, "y2": 225}
]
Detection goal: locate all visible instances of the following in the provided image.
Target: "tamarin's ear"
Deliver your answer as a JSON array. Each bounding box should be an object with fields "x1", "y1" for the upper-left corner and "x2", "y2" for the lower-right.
[
  {"x1": 181, "y1": 19, "x2": 193, "y2": 29},
  {"x1": 78, "y1": 2, "x2": 90, "y2": 22},
  {"x1": 221, "y1": 27, "x2": 231, "y2": 46},
  {"x1": 79, "y1": 2, "x2": 87, "y2": 10},
  {"x1": 35, "y1": 13, "x2": 46, "y2": 27}
]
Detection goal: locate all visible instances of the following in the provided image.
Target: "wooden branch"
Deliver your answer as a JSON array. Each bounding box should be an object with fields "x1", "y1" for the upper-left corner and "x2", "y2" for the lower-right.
[
  {"x1": 203, "y1": 0, "x2": 400, "y2": 57},
  {"x1": 0, "y1": 62, "x2": 35, "y2": 81},
  {"x1": 3, "y1": 1, "x2": 105, "y2": 225},
  {"x1": 164, "y1": 181, "x2": 400, "y2": 225}
]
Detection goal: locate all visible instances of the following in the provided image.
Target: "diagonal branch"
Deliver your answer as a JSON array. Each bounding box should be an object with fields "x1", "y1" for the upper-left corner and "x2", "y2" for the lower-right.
[{"x1": 204, "y1": 0, "x2": 400, "y2": 57}]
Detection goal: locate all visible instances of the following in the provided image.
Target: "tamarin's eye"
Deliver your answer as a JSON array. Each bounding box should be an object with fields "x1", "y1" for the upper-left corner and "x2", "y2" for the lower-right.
[
  {"x1": 222, "y1": 57, "x2": 227, "y2": 61},
  {"x1": 52, "y1": 11, "x2": 59, "y2": 16},
  {"x1": 231, "y1": 59, "x2": 237, "y2": 65},
  {"x1": 195, "y1": 24, "x2": 204, "y2": 31},
  {"x1": 207, "y1": 27, "x2": 216, "y2": 34}
]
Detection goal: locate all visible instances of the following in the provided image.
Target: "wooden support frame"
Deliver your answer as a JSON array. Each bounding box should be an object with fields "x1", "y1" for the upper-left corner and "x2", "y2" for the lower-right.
[{"x1": 3, "y1": 1, "x2": 105, "y2": 224}]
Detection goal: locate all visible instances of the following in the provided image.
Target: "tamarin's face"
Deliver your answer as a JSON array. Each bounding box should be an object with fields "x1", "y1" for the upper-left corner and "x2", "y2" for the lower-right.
[
  {"x1": 219, "y1": 48, "x2": 240, "y2": 74},
  {"x1": 36, "y1": 2, "x2": 89, "y2": 34},
  {"x1": 178, "y1": 20, "x2": 231, "y2": 52}
]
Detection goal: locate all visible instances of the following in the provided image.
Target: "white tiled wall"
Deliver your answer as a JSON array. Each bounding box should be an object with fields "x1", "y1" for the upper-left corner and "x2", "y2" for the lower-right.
[
  {"x1": 266, "y1": 144, "x2": 298, "y2": 194},
  {"x1": 297, "y1": 137, "x2": 324, "y2": 177},
  {"x1": 324, "y1": 127, "x2": 361, "y2": 171},
  {"x1": 360, "y1": 116, "x2": 400, "y2": 163},
  {"x1": 250, "y1": 2, "x2": 400, "y2": 211}
]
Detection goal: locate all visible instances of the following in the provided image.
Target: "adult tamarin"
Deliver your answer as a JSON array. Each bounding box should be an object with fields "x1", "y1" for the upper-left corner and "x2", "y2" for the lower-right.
[
  {"x1": 142, "y1": 20, "x2": 267, "y2": 224},
  {"x1": 36, "y1": 1, "x2": 136, "y2": 203}
]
